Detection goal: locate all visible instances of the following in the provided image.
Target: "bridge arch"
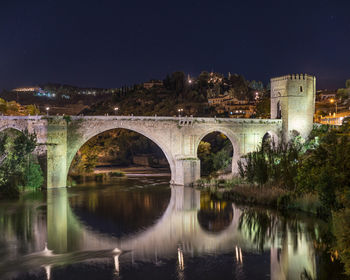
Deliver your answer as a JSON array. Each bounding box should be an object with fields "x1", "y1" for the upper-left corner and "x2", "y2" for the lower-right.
[
  {"x1": 0, "y1": 124, "x2": 26, "y2": 133},
  {"x1": 261, "y1": 130, "x2": 280, "y2": 148},
  {"x1": 195, "y1": 128, "x2": 241, "y2": 175},
  {"x1": 66, "y1": 124, "x2": 177, "y2": 184}
]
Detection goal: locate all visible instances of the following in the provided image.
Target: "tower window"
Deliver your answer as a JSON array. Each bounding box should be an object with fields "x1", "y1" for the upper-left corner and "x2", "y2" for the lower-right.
[{"x1": 300, "y1": 86, "x2": 303, "y2": 92}]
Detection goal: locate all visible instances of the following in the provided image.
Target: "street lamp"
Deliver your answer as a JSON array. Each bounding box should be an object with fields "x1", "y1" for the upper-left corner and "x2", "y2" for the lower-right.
[
  {"x1": 330, "y1": 98, "x2": 338, "y2": 114},
  {"x1": 46, "y1": 107, "x2": 50, "y2": 116},
  {"x1": 114, "y1": 107, "x2": 119, "y2": 115},
  {"x1": 178, "y1": 108, "x2": 183, "y2": 117}
]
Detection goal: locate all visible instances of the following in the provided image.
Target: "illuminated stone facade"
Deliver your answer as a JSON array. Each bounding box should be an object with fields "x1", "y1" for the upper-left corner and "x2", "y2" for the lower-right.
[{"x1": 271, "y1": 74, "x2": 316, "y2": 141}]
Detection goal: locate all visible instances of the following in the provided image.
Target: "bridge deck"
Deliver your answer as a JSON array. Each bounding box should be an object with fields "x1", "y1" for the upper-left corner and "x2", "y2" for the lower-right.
[{"x1": 0, "y1": 115, "x2": 282, "y2": 124}]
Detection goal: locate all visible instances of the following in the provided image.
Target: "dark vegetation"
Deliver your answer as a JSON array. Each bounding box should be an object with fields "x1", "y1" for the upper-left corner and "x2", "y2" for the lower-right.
[
  {"x1": 0, "y1": 98, "x2": 40, "y2": 115},
  {"x1": 197, "y1": 132, "x2": 233, "y2": 177},
  {"x1": 0, "y1": 129, "x2": 43, "y2": 198},
  {"x1": 81, "y1": 71, "x2": 267, "y2": 117}
]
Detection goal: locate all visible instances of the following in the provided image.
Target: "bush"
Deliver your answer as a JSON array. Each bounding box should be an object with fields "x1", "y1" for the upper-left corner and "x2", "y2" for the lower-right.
[
  {"x1": 238, "y1": 137, "x2": 302, "y2": 189},
  {"x1": 277, "y1": 193, "x2": 292, "y2": 210},
  {"x1": 108, "y1": 171, "x2": 125, "y2": 177},
  {"x1": 24, "y1": 160, "x2": 44, "y2": 190}
]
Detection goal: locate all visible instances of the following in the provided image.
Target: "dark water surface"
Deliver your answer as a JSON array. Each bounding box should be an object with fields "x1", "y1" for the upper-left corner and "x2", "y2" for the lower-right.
[{"x1": 0, "y1": 176, "x2": 346, "y2": 279}]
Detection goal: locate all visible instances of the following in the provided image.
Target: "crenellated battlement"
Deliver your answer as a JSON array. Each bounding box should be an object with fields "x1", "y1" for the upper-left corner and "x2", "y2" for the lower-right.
[{"x1": 271, "y1": 74, "x2": 315, "y2": 82}]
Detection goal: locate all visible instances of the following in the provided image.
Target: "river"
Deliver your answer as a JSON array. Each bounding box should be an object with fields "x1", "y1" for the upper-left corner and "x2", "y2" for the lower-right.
[{"x1": 0, "y1": 176, "x2": 346, "y2": 279}]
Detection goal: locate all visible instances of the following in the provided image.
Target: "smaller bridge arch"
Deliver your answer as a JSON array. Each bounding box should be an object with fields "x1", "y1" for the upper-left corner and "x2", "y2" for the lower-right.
[
  {"x1": 261, "y1": 130, "x2": 280, "y2": 148},
  {"x1": 195, "y1": 127, "x2": 242, "y2": 175}
]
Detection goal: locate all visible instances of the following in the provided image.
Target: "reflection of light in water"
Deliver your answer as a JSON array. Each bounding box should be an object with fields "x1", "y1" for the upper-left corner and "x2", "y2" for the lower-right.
[
  {"x1": 113, "y1": 248, "x2": 121, "y2": 275},
  {"x1": 114, "y1": 255, "x2": 119, "y2": 276},
  {"x1": 177, "y1": 247, "x2": 185, "y2": 280},
  {"x1": 235, "y1": 246, "x2": 243, "y2": 264},
  {"x1": 235, "y1": 245, "x2": 244, "y2": 278},
  {"x1": 178, "y1": 247, "x2": 184, "y2": 271},
  {"x1": 44, "y1": 265, "x2": 51, "y2": 280}
]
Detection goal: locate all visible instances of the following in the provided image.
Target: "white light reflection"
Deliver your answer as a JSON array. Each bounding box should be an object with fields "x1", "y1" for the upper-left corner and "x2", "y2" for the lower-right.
[
  {"x1": 178, "y1": 247, "x2": 184, "y2": 271},
  {"x1": 235, "y1": 246, "x2": 243, "y2": 264},
  {"x1": 114, "y1": 255, "x2": 119, "y2": 276},
  {"x1": 113, "y1": 248, "x2": 121, "y2": 276},
  {"x1": 44, "y1": 265, "x2": 51, "y2": 280}
]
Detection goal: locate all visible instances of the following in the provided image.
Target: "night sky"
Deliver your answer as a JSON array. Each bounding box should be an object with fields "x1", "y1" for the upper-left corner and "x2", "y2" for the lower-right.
[{"x1": 0, "y1": 0, "x2": 349, "y2": 90}]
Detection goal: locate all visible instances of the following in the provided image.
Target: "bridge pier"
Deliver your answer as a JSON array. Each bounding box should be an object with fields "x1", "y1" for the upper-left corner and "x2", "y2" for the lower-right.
[
  {"x1": 172, "y1": 158, "x2": 200, "y2": 186},
  {"x1": 46, "y1": 119, "x2": 68, "y2": 188}
]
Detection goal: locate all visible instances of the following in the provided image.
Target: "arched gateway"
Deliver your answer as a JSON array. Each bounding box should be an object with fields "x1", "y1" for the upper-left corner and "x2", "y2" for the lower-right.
[{"x1": 0, "y1": 74, "x2": 315, "y2": 188}]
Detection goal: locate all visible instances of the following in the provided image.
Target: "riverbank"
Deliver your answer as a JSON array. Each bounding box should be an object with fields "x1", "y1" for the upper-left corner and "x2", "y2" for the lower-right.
[
  {"x1": 195, "y1": 178, "x2": 321, "y2": 215},
  {"x1": 68, "y1": 165, "x2": 171, "y2": 185},
  {"x1": 94, "y1": 165, "x2": 171, "y2": 177}
]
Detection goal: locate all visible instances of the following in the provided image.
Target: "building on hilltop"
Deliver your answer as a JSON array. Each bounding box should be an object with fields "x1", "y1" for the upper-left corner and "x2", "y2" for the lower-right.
[
  {"x1": 316, "y1": 89, "x2": 337, "y2": 102},
  {"x1": 208, "y1": 94, "x2": 255, "y2": 118},
  {"x1": 319, "y1": 111, "x2": 350, "y2": 126},
  {"x1": 12, "y1": 87, "x2": 56, "y2": 98},
  {"x1": 143, "y1": 80, "x2": 163, "y2": 89},
  {"x1": 12, "y1": 87, "x2": 41, "y2": 92}
]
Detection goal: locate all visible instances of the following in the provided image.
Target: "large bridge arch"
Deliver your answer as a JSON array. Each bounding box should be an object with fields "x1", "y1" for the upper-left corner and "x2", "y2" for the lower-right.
[{"x1": 66, "y1": 122, "x2": 177, "y2": 185}]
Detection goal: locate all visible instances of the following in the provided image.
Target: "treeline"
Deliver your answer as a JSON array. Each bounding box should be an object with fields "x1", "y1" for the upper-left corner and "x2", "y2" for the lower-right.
[
  {"x1": 0, "y1": 130, "x2": 43, "y2": 198},
  {"x1": 0, "y1": 98, "x2": 40, "y2": 115}
]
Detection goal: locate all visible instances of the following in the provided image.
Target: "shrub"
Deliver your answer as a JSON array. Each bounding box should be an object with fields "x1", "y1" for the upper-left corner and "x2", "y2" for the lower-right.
[{"x1": 108, "y1": 171, "x2": 125, "y2": 177}]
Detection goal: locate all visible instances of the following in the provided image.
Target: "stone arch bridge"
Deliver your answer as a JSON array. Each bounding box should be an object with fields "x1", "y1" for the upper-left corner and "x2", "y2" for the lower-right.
[{"x1": 0, "y1": 115, "x2": 281, "y2": 188}]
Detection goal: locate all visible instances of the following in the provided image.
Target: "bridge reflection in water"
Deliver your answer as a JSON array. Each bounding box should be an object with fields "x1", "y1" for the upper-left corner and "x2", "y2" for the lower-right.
[{"x1": 45, "y1": 186, "x2": 316, "y2": 280}]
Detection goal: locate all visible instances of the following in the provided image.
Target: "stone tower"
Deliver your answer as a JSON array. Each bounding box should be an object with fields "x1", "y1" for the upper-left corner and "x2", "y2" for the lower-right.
[{"x1": 270, "y1": 74, "x2": 316, "y2": 142}]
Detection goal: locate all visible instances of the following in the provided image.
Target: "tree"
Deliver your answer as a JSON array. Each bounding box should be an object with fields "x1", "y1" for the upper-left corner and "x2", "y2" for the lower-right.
[
  {"x1": 255, "y1": 97, "x2": 271, "y2": 118},
  {"x1": 296, "y1": 125, "x2": 350, "y2": 215},
  {"x1": 170, "y1": 71, "x2": 186, "y2": 95},
  {"x1": 0, "y1": 129, "x2": 42, "y2": 197},
  {"x1": 198, "y1": 141, "x2": 211, "y2": 158},
  {"x1": 346, "y1": 79, "x2": 350, "y2": 89},
  {"x1": 25, "y1": 104, "x2": 40, "y2": 115},
  {"x1": 228, "y1": 74, "x2": 249, "y2": 100}
]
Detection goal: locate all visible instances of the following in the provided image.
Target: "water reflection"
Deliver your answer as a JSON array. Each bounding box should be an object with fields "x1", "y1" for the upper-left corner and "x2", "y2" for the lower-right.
[
  {"x1": 197, "y1": 193, "x2": 233, "y2": 233},
  {"x1": 0, "y1": 178, "x2": 346, "y2": 279},
  {"x1": 68, "y1": 180, "x2": 170, "y2": 238}
]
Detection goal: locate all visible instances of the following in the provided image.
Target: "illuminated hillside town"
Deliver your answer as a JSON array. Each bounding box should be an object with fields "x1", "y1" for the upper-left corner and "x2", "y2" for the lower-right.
[{"x1": 1, "y1": 0, "x2": 350, "y2": 280}]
